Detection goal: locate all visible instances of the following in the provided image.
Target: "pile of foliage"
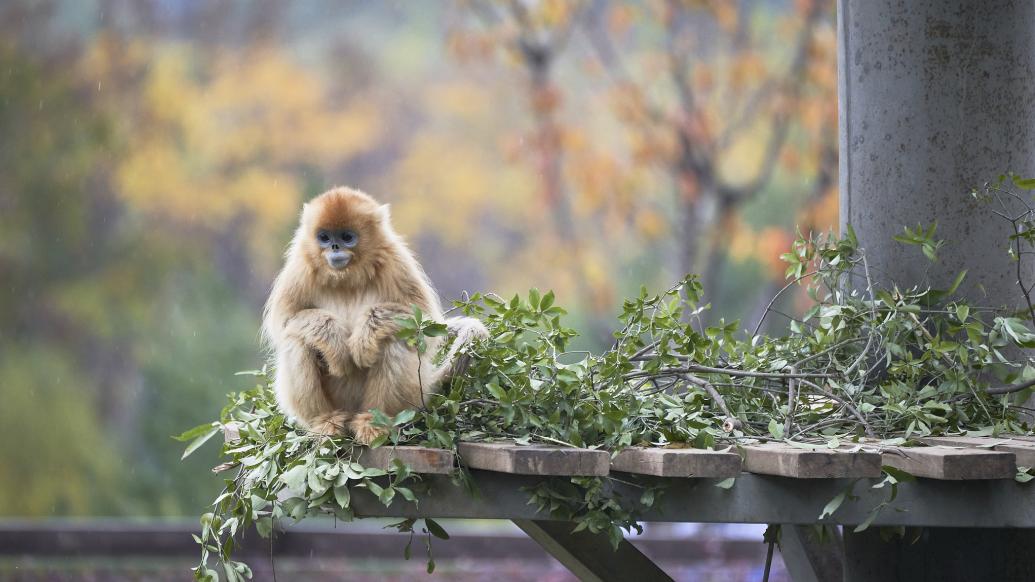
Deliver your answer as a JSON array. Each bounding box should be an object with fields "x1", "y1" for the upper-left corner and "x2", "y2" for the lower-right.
[{"x1": 182, "y1": 210, "x2": 1035, "y2": 581}]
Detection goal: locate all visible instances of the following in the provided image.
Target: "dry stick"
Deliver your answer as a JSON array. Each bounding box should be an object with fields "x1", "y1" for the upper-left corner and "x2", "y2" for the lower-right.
[
  {"x1": 904, "y1": 310, "x2": 992, "y2": 419},
  {"x1": 797, "y1": 378, "x2": 875, "y2": 438},
  {"x1": 988, "y1": 377, "x2": 1035, "y2": 396},
  {"x1": 783, "y1": 367, "x2": 797, "y2": 437},
  {"x1": 845, "y1": 255, "x2": 879, "y2": 378},
  {"x1": 682, "y1": 373, "x2": 742, "y2": 430},
  {"x1": 752, "y1": 269, "x2": 822, "y2": 336},
  {"x1": 684, "y1": 363, "x2": 834, "y2": 379}
]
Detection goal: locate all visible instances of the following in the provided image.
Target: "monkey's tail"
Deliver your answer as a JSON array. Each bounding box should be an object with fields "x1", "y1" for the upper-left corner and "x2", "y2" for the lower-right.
[{"x1": 436, "y1": 316, "x2": 489, "y2": 380}]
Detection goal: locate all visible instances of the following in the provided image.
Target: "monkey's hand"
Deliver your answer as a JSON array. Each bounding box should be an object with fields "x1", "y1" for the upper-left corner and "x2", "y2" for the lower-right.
[
  {"x1": 285, "y1": 309, "x2": 351, "y2": 377},
  {"x1": 349, "y1": 412, "x2": 388, "y2": 445},
  {"x1": 349, "y1": 303, "x2": 411, "y2": 368},
  {"x1": 309, "y1": 410, "x2": 351, "y2": 437}
]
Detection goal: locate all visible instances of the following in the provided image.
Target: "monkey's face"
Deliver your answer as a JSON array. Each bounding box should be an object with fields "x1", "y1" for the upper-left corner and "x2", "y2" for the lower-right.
[
  {"x1": 298, "y1": 187, "x2": 390, "y2": 283},
  {"x1": 315, "y1": 228, "x2": 358, "y2": 270}
]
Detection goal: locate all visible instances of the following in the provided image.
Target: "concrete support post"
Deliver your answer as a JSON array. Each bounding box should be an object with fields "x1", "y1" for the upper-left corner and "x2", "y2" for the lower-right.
[
  {"x1": 839, "y1": 1, "x2": 1035, "y2": 580},
  {"x1": 838, "y1": 0, "x2": 1035, "y2": 307}
]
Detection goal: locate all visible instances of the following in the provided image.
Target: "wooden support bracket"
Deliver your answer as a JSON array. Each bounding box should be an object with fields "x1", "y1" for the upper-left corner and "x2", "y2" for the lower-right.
[{"x1": 513, "y1": 519, "x2": 673, "y2": 582}]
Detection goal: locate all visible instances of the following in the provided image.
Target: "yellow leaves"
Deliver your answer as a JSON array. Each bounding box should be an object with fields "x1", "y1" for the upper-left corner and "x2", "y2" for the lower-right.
[
  {"x1": 392, "y1": 130, "x2": 533, "y2": 248},
  {"x1": 193, "y1": 48, "x2": 381, "y2": 166},
  {"x1": 427, "y1": 83, "x2": 494, "y2": 119},
  {"x1": 93, "y1": 40, "x2": 384, "y2": 266}
]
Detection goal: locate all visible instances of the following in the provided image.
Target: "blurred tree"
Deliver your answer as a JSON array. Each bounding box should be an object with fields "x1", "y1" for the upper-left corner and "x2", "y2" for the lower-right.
[
  {"x1": 584, "y1": 0, "x2": 835, "y2": 309},
  {"x1": 451, "y1": 0, "x2": 838, "y2": 323}
]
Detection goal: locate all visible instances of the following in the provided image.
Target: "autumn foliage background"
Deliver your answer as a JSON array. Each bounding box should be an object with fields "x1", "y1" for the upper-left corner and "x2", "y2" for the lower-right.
[{"x1": 0, "y1": 0, "x2": 836, "y2": 517}]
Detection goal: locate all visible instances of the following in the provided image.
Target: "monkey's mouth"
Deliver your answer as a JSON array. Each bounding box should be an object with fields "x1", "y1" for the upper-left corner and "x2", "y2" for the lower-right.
[{"x1": 325, "y1": 251, "x2": 351, "y2": 270}]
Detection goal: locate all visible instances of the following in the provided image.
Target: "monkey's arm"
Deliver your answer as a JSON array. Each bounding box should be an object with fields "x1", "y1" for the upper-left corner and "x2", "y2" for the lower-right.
[
  {"x1": 347, "y1": 303, "x2": 412, "y2": 368},
  {"x1": 272, "y1": 336, "x2": 348, "y2": 435},
  {"x1": 284, "y1": 309, "x2": 353, "y2": 377}
]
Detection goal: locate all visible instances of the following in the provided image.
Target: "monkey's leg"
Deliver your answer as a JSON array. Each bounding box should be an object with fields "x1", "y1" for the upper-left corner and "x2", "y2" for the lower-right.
[
  {"x1": 274, "y1": 338, "x2": 346, "y2": 435},
  {"x1": 349, "y1": 342, "x2": 428, "y2": 445},
  {"x1": 347, "y1": 303, "x2": 411, "y2": 369},
  {"x1": 285, "y1": 309, "x2": 352, "y2": 377}
]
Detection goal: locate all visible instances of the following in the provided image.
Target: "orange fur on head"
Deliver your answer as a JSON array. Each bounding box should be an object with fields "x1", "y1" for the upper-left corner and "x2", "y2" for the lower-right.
[{"x1": 297, "y1": 188, "x2": 395, "y2": 289}]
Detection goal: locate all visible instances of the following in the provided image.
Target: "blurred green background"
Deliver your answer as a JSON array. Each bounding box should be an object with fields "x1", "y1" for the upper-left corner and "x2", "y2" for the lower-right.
[{"x1": 0, "y1": 0, "x2": 835, "y2": 520}]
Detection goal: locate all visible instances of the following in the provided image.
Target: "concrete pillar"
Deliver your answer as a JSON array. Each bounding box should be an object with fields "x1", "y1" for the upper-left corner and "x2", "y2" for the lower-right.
[
  {"x1": 839, "y1": 1, "x2": 1035, "y2": 579},
  {"x1": 839, "y1": 0, "x2": 1035, "y2": 308}
]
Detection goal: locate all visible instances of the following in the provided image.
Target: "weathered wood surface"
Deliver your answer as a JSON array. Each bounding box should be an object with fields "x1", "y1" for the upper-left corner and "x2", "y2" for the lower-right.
[
  {"x1": 611, "y1": 447, "x2": 742, "y2": 478},
  {"x1": 741, "y1": 444, "x2": 882, "y2": 479},
  {"x1": 881, "y1": 445, "x2": 1015, "y2": 480},
  {"x1": 923, "y1": 436, "x2": 1035, "y2": 468},
  {"x1": 355, "y1": 446, "x2": 455, "y2": 474},
  {"x1": 225, "y1": 420, "x2": 1030, "y2": 480},
  {"x1": 458, "y1": 442, "x2": 610, "y2": 476}
]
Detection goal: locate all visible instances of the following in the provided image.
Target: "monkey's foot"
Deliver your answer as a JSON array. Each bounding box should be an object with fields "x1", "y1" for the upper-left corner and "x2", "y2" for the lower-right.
[
  {"x1": 309, "y1": 411, "x2": 350, "y2": 437},
  {"x1": 349, "y1": 413, "x2": 388, "y2": 445}
]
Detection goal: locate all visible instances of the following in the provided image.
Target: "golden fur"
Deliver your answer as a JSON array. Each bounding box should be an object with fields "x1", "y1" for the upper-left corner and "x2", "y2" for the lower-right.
[{"x1": 263, "y1": 187, "x2": 486, "y2": 443}]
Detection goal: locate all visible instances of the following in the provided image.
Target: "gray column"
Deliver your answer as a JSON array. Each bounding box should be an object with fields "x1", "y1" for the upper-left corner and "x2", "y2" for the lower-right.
[
  {"x1": 839, "y1": 0, "x2": 1035, "y2": 309},
  {"x1": 840, "y1": 1, "x2": 1035, "y2": 580}
]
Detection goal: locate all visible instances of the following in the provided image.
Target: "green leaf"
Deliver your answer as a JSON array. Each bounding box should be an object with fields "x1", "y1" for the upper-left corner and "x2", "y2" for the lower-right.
[
  {"x1": 714, "y1": 478, "x2": 736, "y2": 489},
  {"x1": 424, "y1": 518, "x2": 450, "y2": 540},
  {"x1": 853, "y1": 508, "x2": 880, "y2": 532},
  {"x1": 280, "y1": 465, "x2": 308, "y2": 490},
  {"x1": 945, "y1": 270, "x2": 967, "y2": 296},
  {"x1": 181, "y1": 426, "x2": 220, "y2": 460},
  {"x1": 393, "y1": 409, "x2": 417, "y2": 426},
  {"x1": 767, "y1": 419, "x2": 785, "y2": 440},
  {"x1": 333, "y1": 485, "x2": 351, "y2": 508},
  {"x1": 1012, "y1": 175, "x2": 1035, "y2": 190},
  {"x1": 174, "y1": 422, "x2": 218, "y2": 442},
  {"x1": 818, "y1": 491, "x2": 846, "y2": 519},
  {"x1": 640, "y1": 489, "x2": 655, "y2": 507}
]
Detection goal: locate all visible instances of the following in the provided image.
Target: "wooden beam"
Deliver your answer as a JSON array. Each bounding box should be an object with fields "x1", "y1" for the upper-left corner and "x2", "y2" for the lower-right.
[
  {"x1": 741, "y1": 444, "x2": 882, "y2": 478},
  {"x1": 513, "y1": 519, "x2": 673, "y2": 582},
  {"x1": 882, "y1": 446, "x2": 1015, "y2": 480},
  {"x1": 923, "y1": 436, "x2": 1035, "y2": 468},
  {"x1": 611, "y1": 447, "x2": 741, "y2": 478},
  {"x1": 458, "y1": 442, "x2": 610, "y2": 476}
]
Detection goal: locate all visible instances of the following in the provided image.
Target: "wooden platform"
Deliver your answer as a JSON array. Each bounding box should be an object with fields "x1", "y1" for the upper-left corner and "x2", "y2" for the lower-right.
[
  {"x1": 338, "y1": 438, "x2": 1026, "y2": 481},
  {"x1": 222, "y1": 424, "x2": 1031, "y2": 481}
]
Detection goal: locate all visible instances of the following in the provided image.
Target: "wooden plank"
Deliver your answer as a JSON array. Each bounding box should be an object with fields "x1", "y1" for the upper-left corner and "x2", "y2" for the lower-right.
[
  {"x1": 883, "y1": 445, "x2": 1015, "y2": 480},
  {"x1": 923, "y1": 436, "x2": 1035, "y2": 468},
  {"x1": 355, "y1": 446, "x2": 454, "y2": 474},
  {"x1": 611, "y1": 447, "x2": 741, "y2": 478},
  {"x1": 741, "y1": 444, "x2": 882, "y2": 478},
  {"x1": 458, "y1": 442, "x2": 610, "y2": 476}
]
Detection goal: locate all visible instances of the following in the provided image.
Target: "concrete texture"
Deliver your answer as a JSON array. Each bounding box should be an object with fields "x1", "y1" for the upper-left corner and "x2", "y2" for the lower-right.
[{"x1": 838, "y1": 0, "x2": 1035, "y2": 309}]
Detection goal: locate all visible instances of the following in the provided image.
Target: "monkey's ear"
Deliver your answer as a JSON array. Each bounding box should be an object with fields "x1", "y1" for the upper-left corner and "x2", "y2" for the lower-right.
[{"x1": 377, "y1": 204, "x2": 391, "y2": 222}]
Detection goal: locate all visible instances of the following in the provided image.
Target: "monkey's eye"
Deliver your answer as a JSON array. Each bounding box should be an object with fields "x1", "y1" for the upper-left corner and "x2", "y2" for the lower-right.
[
  {"x1": 317, "y1": 232, "x2": 331, "y2": 244},
  {"x1": 341, "y1": 230, "x2": 358, "y2": 247}
]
